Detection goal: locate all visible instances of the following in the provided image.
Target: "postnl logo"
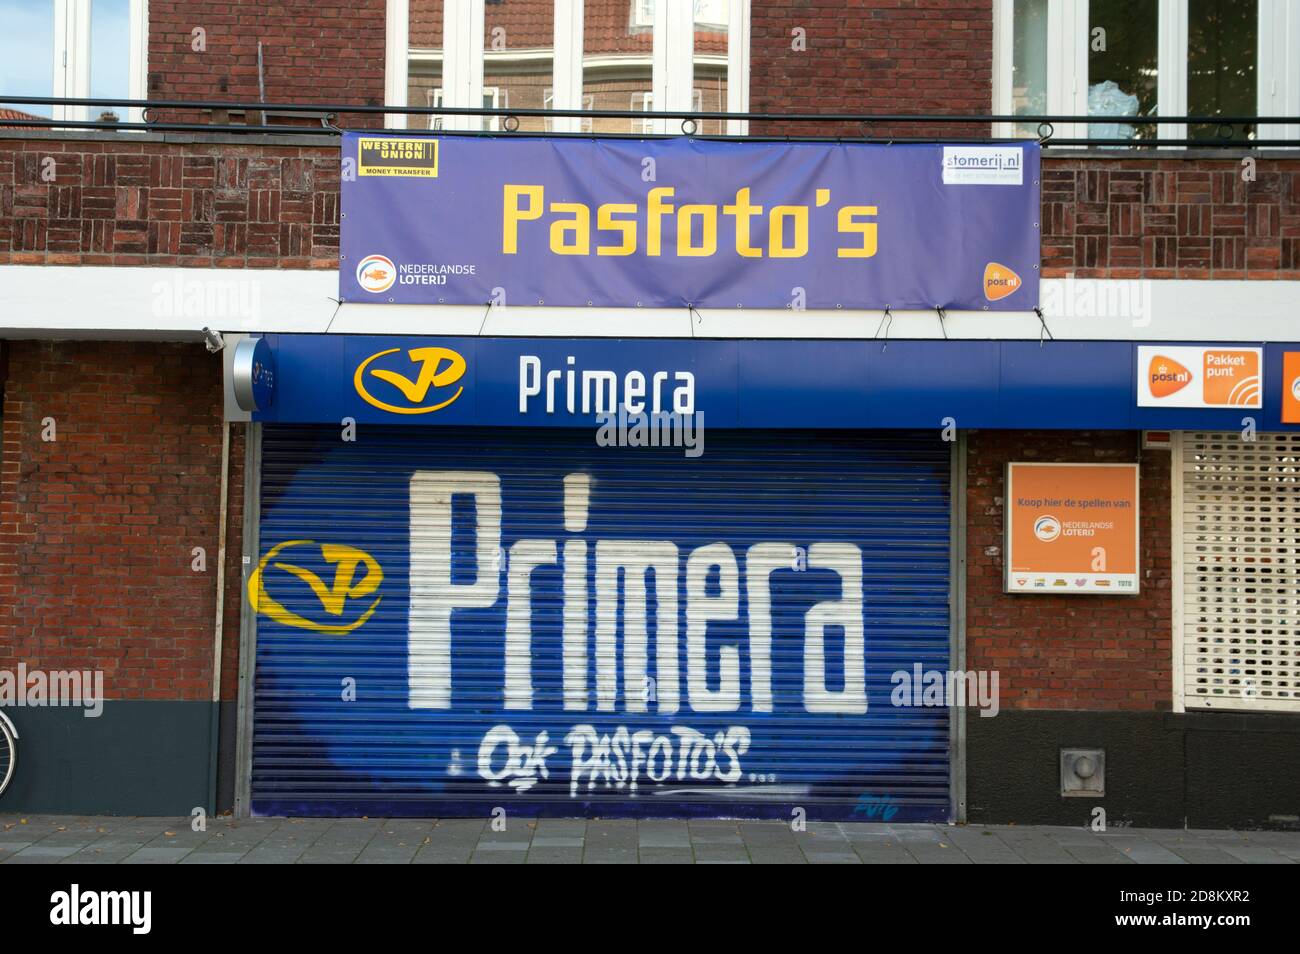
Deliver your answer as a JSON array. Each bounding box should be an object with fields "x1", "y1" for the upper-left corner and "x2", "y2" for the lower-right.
[
  {"x1": 1285, "y1": 354, "x2": 1300, "y2": 424},
  {"x1": 1147, "y1": 355, "x2": 1193, "y2": 398},
  {"x1": 983, "y1": 262, "x2": 1022, "y2": 301},
  {"x1": 1033, "y1": 515, "x2": 1061, "y2": 543},
  {"x1": 354, "y1": 346, "x2": 467, "y2": 414},
  {"x1": 357, "y1": 254, "x2": 396, "y2": 293},
  {"x1": 249, "y1": 540, "x2": 383, "y2": 635}
]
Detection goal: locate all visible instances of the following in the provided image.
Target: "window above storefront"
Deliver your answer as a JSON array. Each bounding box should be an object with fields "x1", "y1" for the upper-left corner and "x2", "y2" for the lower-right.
[
  {"x1": 993, "y1": 0, "x2": 1300, "y2": 145},
  {"x1": 386, "y1": 0, "x2": 750, "y2": 134},
  {"x1": 0, "y1": 0, "x2": 147, "y2": 124}
]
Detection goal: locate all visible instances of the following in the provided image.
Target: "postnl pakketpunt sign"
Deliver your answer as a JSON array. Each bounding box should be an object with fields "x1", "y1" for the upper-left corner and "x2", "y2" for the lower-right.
[
  {"x1": 1005, "y1": 463, "x2": 1140, "y2": 595},
  {"x1": 1136, "y1": 345, "x2": 1263, "y2": 409}
]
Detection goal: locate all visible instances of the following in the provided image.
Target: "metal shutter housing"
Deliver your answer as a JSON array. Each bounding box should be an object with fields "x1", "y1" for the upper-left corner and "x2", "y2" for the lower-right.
[
  {"x1": 250, "y1": 426, "x2": 953, "y2": 820},
  {"x1": 1177, "y1": 432, "x2": 1300, "y2": 712}
]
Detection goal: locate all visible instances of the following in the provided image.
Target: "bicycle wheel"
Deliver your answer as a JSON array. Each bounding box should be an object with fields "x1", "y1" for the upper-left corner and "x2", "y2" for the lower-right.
[{"x1": 0, "y1": 714, "x2": 16, "y2": 798}]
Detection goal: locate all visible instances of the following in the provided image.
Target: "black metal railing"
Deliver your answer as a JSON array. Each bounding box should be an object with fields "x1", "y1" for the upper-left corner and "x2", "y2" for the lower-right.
[{"x1": 2, "y1": 95, "x2": 1297, "y2": 147}]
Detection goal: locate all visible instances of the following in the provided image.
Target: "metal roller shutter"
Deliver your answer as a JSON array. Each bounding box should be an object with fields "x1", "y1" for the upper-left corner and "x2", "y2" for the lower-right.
[
  {"x1": 250, "y1": 426, "x2": 953, "y2": 820},
  {"x1": 1177, "y1": 431, "x2": 1300, "y2": 712}
]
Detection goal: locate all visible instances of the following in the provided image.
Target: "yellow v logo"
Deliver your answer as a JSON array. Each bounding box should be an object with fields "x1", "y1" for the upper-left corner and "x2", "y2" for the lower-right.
[
  {"x1": 354, "y1": 346, "x2": 468, "y2": 414},
  {"x1": 275, "y1": 544, "x2": 382, "y2": 616},
  {"x1": 249, "y1": 541, "x2": 384, "y2": 635}
]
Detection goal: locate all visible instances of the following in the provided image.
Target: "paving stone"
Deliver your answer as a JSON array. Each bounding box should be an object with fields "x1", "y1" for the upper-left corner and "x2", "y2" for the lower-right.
[
  {"x1": 470, "y1": 850, "x2": 526, "y2": 864},
  {"x1": 1, "y1": 814, "x2": 1297, "y2": 864},
  {"x1": 526, "y1": 848, "x2": 584, "y2": 864},
  {"x1": 581, "y1": 848, "x2": 638, "y2": 864},
  {"x1": 748, "y1": 849, "x2": 807, "y2": 864},
  {"x1": 638, "y1": 848, "x2": 694, "y2": 864},
  {"x1": 692, "y1": 846, "x2": 751, "y2": 864}
]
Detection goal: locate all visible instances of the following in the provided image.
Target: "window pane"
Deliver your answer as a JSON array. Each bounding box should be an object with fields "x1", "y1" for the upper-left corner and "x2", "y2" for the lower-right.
[
  {"x1": 693, "y1": 0, "x2": 727, "y2": 135},
  {"x1": 1011, "y1": 0, "x2": 1048, "y2": 137},
  {"x1": 583, "y1": 0, "x2": 653, "y2": 134},
  {"x1": 485, "y1": 0, "x2": 554, "y2": 133},
  {"x1": 0, "y1": 0, "x2": 55, "y2": 119},
  {"x1": 409, "y1": 0, "x2": 444, "y2": 130},
  {"x1": 1088, "y1": 0, "x2": 1159, "y2": 142},
  {"x1": 1188, "y1": 0, "x2": 1257, "y2": 142},
  {"x1": 91, "y1": 0, "x2": 131, "y2": 121}
]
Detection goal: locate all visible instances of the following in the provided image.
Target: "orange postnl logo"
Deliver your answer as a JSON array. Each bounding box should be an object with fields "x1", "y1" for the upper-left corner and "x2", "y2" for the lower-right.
[
  {"x1": 1201, "y1": 349, "x2": 1261, "y2": 406},
  {"x1": 1283, "y1": 353, "x2": 1300, "y2": 424},
  {"x1": 1147, "y1": 355, "x2": 1193, "y2": 398},
  {"x1": 983, "y1": 262, "x2": 1022, "y2": 302}
]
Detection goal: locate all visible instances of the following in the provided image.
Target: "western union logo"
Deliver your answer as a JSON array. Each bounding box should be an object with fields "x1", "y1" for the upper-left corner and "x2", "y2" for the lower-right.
[{"x1": 358, "y1": 137, "x2": 439, "y2": 178}]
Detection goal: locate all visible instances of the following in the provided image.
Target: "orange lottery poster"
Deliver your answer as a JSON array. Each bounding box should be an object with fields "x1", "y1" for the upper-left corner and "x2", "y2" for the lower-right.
[{"x1": 1005, "y1": 463, "x2": 1140, "y2": 594}]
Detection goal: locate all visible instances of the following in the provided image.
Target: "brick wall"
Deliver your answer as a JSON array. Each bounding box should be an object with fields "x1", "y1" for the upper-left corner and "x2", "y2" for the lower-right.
[
  {"x1": 749, "y1": 0, "x2": 994, "y2": 139},
  {"x1": 965, "y1": 431, "x2": 1173, "y2": 711},
  {"x1": 0, "y1": 138, "x2": 340, "y2": 267},
  {"x1": 147, "y1": 0, "x2": 386, "y2": 125},
  {"x1": 0, "y1": 340, "x2": 241, "y2": 702},
  {"x1": 1042, "y1": 158, "x2": 1300, "y2": 279},
  {"x1": 4, "y1": 134, "x2": 1298, "y2": 278}
]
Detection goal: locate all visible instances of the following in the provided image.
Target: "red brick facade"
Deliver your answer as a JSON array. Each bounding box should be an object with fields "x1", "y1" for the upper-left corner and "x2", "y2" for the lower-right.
[
  {"x1": 0, "y1": 139, "x2": 340, "y2": 268},
  {"x1": 749, "y1": 0, "x2": 994, "y2": 139},
  {"x1": 4, "y1": 134, "x2": 1299, "y2": 280},
  {"x1": 147, "y1": 0, "x2": 387, "y2": 122},
  {"x1": 965, "y1": 431, "x2": 1173, "y2": 711},
  {"x1": 1042, "y1": 158, "x2": 1300, "y2": 279},
  {"x1": 0, "y1": 340, "x2": 242, "y2": 703}
]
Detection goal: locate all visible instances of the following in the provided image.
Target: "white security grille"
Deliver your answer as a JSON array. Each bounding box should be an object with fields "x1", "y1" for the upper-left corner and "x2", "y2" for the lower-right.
[{"x1": 1178, "y1": 432, "x2": 1300, "y2": 711}]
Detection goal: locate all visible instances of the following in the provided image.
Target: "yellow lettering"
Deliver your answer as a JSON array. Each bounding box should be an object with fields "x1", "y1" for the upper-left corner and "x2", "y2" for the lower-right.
[
  {"x1": 768, "y1": 205, "x2": 808, "y2": 258},
  {"x1": 596, "y1": 203, "x2": 638, "y2": 256},
  {"x1": 723, "y1": 188, "x2": 764, "y2": 258},
  {"x1": 503, "y1": 184, "x2": 544, "y2": 254},
  {"x1": 677, "y1": 204, "x2": 718, "y2": 257},
  {"x1": 646, "y1": 187, "x2": 675, "y2": 256},
  {"x1": 549, "y1": 202, "x2": 591, "y2": 255},
  {"x1": 836, "y1": 205, "x2": 878, "y2": 258}
]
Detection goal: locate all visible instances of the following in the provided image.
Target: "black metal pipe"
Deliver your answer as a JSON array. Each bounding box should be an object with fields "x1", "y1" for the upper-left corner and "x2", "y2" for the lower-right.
[
  {"x1": 2, "y1": 93, "x2": 1298, "y2": 127},
  {"x1": 1, "y1": 117, "x2": 1293, "y2": 149}
]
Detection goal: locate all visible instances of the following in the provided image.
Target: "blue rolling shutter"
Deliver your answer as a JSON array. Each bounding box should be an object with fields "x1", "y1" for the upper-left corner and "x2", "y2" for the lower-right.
[{"x1": 250, "y1": 426, "x2": 952, "y2": 821}]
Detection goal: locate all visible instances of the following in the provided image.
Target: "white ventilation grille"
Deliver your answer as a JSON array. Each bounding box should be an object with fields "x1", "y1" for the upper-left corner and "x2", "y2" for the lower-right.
[{"x1": 1179, "y1": 432, "x2": 1300, "y2": 711}]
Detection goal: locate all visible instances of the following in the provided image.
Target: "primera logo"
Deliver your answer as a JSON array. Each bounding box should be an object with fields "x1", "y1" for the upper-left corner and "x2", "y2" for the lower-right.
[
  {"x1": 354, "y1": 346, "x2": 467, "y2": 414},
  {"x1": 248, "y1": 540, "x2": 383, "y2": 635}
]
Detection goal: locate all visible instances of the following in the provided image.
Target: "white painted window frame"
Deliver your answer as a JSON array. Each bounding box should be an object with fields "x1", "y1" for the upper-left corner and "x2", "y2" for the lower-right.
[
  {"x1": 994, "y1": 0, "x2": 1298, "y2": 146},
  {"x1": 49, "y1": 0, "x2": 147, "y2": 124},
  {"x1": 386, "y1": 0, "x2": 752, "y2": 135}
]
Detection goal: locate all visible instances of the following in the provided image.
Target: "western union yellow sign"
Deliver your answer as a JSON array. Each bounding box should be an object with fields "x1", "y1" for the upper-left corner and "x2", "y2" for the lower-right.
[{"x1": 358, "y1": 137, "x2": 439, "y2": 178}]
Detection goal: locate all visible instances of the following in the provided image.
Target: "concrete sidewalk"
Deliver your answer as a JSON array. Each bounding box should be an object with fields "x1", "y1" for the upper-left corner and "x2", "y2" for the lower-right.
[{"x1": 3, "y1": 814, "x2": 1299, "y2": 863}]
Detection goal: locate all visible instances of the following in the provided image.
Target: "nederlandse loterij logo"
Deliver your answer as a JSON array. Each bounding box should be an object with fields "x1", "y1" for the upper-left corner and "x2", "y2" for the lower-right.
[
  {"x1": 1147, "y1": 354, "x2": 1193, "y2": 398},
  {"x1": 354, "y1": 346, "x2": 467, "y2": 414},
  {"x1": 248, "y1": 541, "x2": 383, "y2": 635},
  {"x1": 1292, "y1": 376, "x2": 1300, "y2": 402},
  {"x1": 1034, "y1": 515, "x2": 1062, "y2": 542},
  {"x1": 356, "y1": 254, "x2": 397, "y2": 293},
  {"x1": 983, "y1": 262, "x2": 1022, "y2": 301}
]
